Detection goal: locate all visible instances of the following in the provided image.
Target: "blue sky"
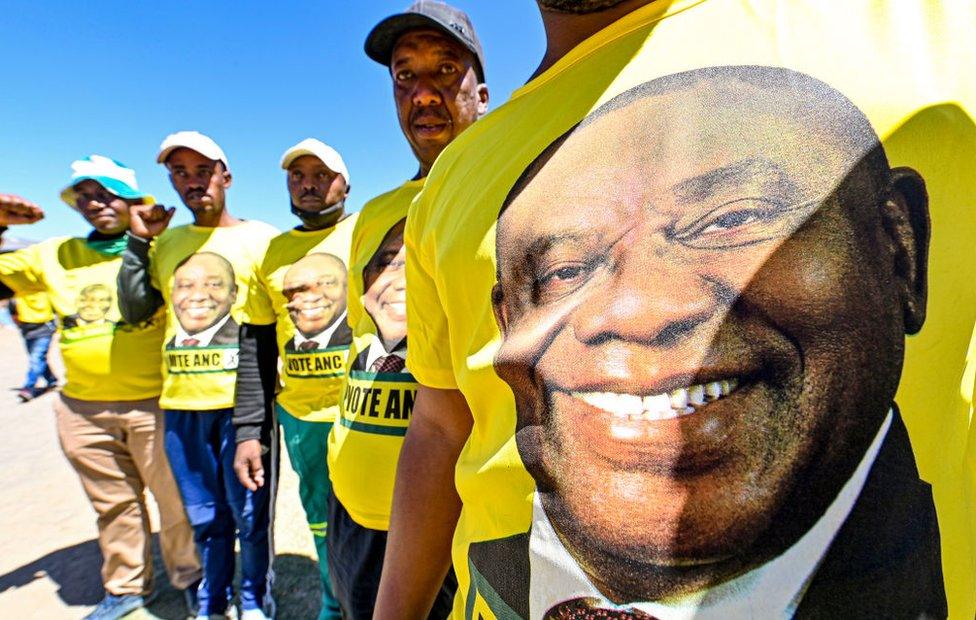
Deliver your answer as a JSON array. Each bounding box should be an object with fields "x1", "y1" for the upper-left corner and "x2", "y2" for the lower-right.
[{"x1": 0, "y1": 1, "x2": 545, "y2": 240}]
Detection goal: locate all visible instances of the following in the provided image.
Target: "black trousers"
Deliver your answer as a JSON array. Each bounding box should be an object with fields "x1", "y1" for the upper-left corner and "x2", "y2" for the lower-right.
[{"x1": 327, "y1": 490, "x2": 457, "y2": 619}]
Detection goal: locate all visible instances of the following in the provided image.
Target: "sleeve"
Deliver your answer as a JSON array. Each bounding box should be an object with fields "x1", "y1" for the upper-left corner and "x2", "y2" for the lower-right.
[
  {"x1": 0, "y1": 242, "x2": 44, "y2": 299},
  {"x1": 240, "y1": 256, "x2": 277, "y2": 326},
  {"x1": 404, "y1": 192, "x2": 459, "y2": 389},
  {"x1": 116, "y1": 233, "x2": 164, "y2": 324},
  {"x1": 233, "y1": 322, "x2": 279, "y2": 445}
]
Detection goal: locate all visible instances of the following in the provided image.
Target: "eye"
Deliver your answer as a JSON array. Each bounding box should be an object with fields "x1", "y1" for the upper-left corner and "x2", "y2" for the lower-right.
[
  {"x1": 535, "y1": 260, "x2": 595, "y2": 304},
  {"x1": 675, "y1": 197, "x2": 811, "y2": 250},
  {"x1": 439, "y1": 64, "x2": 458, "y2": 75},
  {"x1": 395, "y1": 69, "x2": 414, "y2": 82}
]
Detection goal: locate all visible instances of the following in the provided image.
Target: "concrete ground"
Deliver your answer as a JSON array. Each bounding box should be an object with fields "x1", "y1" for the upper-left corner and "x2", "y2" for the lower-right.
[{"x1": 0, "y1": 327, "x2": 321, "y2": 618}]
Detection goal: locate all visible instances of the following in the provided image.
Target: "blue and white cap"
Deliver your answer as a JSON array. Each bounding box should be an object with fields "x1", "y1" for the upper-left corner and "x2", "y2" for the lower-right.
[{"x1": 60, "y1": 155, "x2": 155, "y2": 209}]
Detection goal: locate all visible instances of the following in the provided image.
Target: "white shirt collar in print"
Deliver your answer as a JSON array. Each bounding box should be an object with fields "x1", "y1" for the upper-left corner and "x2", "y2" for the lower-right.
[
  {"x1": 174, "y1": 312, "x2": 232, "y2": 347},
  {"x1": 528, "y1": 410, "x2": 893, "y2": 620},
  {"x1": 293, "y1": 310, "x2": 348, "y2": 350},
  {"x1": 364, "y1": 336, "x2": 407, "y2": 370}
]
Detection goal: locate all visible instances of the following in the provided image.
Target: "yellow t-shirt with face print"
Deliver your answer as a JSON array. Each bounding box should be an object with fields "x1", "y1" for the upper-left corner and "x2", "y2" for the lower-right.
[
  {"x1": 0, "y1": 237, "x2": 164, "y2": 401},
  {"x1": 149, "y1": 221, "x2": 278, "y2": 411},
  {"x1": 243, "y1": 214, "x2": 357, "y2": 422},
  {"x1": 405, "y1": 1, "x2": 976, "y2": 617},
  {"x1": 327, "y1": 179, "x2": 424, "y2": 531}
]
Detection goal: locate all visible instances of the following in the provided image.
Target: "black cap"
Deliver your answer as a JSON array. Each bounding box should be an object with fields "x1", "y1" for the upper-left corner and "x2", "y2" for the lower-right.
[{"x1": 365, "y1": 1, "x2": 486, "y2": 82}]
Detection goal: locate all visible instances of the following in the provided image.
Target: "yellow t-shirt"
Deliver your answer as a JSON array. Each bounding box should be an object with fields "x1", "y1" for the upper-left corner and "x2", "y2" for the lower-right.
[
  {"x1": 150, "y1": 221, "x2": 278, "y2": 411},
  {"x1": 328, "y1": 179, "x2": 424, "y2": 530},
  {"x1": 245, "y1": 214, "x2": 358, "y2": 422},
  {"x1": 0, "y1": 237, "x2": 164, "y2": 401},
  {"x1": 406, "y1": 1, "x2": 976, "y2": 617},
  {"x1": 12, "y1": 290, "x2": 54, "y2": 324}
]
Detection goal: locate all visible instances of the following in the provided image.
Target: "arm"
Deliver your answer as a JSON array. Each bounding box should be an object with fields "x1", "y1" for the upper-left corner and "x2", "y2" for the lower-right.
[
  {"x1": 374, "y1": 385, "x2": 473, "y2": 619},
  {"x1": 232, "y1": 322, "x2": 279, "y2": 491},
  {"x1": 0, "y1": 195, "x2": 45, "y2": 300},
  {"x1": 116, "y1": 234, "x2": 164, "y2": 324}
]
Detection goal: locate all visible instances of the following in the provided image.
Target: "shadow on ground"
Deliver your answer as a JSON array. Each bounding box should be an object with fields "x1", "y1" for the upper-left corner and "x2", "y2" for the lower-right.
[{"x1": 0, "y1": 535, "x2": 322, "y2": 618}]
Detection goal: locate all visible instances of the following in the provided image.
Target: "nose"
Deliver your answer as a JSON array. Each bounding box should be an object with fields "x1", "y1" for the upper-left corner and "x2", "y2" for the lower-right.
[
  {"x1": 571, "y1": 233, "x2": 720, "y2": 348},
  {"x1": 411, "y1": 76, "x2": 442, "y2": 108}
]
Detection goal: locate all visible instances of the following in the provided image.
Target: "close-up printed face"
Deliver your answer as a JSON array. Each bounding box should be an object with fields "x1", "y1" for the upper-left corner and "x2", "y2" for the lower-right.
[
  {"x1": 363, "y1": 219, "x2": 407, "y2": 348},
  {"x1": 283, "y1": 252, "x2": 348, "y2": 338},
  {"x1": 391, "y1": 29, "x2": 487, "y2": 169},
  {"x1": 76, "y1": 283, "x2": 113, "y2": 324},
  {"x1": 73, "y1": 179, "x2": 131, "y2": 235},
  {"x1": 166, "y1": 148, "x2": 230, "y2": 216},
  {"x1": 171, "y1": 252, "x2": 237, "y2": 335},
  {"x1": 491, "y1": 68, "x2": 928, "y2": 600},
  {"x1": 287, "y1": 155, "x2": 348, "y2": 214}
]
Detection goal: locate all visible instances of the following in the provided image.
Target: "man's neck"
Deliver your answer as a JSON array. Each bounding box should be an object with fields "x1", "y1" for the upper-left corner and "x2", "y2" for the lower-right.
[
  {"x1": 533, "y1": 0, "x2": 659, "y2": 79},
  {"x1": 193, "y1": 207, "x2": 240, "y2": 228}
]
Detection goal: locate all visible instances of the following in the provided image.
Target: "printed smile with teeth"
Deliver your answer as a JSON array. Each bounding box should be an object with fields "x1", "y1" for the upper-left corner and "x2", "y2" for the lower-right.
[{"x1": 572, "y1": 379, "x2": 740, "y2": 421}]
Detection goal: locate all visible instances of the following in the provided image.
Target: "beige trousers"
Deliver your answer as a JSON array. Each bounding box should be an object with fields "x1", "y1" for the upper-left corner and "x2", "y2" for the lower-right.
[{"x1": 55, "y1": 394, "x2": 201, "y2": 596}]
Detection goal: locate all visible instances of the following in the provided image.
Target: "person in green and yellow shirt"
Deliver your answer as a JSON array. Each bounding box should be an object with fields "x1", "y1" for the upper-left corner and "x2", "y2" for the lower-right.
[
  {"x1": 324, "y1": 2, "x2": 489, "y2": 618},
  {"x1": 231, "y1": 138, "x2": 357, "y2": 620},
  {"x1": 117, "y1": 131, "x2": 278, "y2": 620},
  {"x1": 0, "y1": 158, "x2": 201, "y2": 620}
]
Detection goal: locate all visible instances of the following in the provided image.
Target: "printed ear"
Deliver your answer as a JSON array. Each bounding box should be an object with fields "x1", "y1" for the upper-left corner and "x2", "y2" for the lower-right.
[
  {"x1": 883, "y1": 166, "x2": 929, "y2": 335},
  {"x1": 491, "y1": 282, "x2": 509, "y2": 335}
]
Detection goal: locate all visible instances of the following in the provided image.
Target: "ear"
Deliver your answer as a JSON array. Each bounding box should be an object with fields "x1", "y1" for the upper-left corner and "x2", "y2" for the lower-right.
[
  {"x1": 491, "y1": 281, "x2": 509, "y2": 336},
  {"x1": 476, "y1": 83, "x2": 490, "y2": 117},
  {"x1": 882, "y1": 166, "x2": 929, "y2": 335},
  {"x1": 222, "y1": 170, "x2": 233, "y2": 189}
]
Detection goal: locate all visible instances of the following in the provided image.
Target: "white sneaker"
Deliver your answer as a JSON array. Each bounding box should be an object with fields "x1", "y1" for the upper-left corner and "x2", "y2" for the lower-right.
[{"x1": 239, "y1": 610, "x2": 269, "y2": 620}]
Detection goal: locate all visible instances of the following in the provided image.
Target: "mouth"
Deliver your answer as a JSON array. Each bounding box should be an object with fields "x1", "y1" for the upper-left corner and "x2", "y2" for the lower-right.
[
  {"x1": 184, "y1": 306, "x2": 216, "y2": 319},
  {"x1": 412, "y1": 117, "x2": 450, "y2": 138},
  {"x1": 380, "y1": 300, "x2": 406, "y2": 315},
  {"x1": 570, "y1": 379, "x2": 740, "y2": 422},
  {"x1": 295, "y1": 306, "x2": 327, "y2": 319}
]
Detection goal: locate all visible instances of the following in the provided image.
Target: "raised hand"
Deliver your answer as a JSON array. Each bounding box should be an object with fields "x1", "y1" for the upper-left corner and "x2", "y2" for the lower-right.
[
  {"x1": 129, "y1": 203, "x2": 176, "y2": 239},
  {"x1": 0, "y1": 194, "x2": 45, "y2": 226}
]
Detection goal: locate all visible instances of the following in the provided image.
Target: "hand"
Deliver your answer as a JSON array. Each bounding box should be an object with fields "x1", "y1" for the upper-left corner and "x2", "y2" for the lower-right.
[
  {"x1": 0, "y1": 194, "x2": 45, "y2": 226},
  {"x1": 128, "y1": 203, "x2": 176, "y2": 239},
  {"x1": 233, "y1": 439, "x2": 265, "y2": 491}
]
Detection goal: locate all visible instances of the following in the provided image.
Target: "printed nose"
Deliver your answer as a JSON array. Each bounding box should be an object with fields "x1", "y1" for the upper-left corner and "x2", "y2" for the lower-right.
[{"x1": 571, "y1": 241, "x2": 717, "y2": 347}]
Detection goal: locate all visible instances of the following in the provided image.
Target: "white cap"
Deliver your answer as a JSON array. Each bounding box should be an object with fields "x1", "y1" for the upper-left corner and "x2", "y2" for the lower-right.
[
  {"x1": 280, "y1": 138, "x2": 350, "y2": 186},
  {"x1": 157, "y1": 131, "x2": 230, "y2": 170}
]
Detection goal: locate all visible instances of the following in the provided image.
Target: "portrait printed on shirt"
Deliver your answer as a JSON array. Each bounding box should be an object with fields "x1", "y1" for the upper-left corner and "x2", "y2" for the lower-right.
[
  {"x1": 343, "y1": 218, "x2": 415, "y2": 429},
  {"x1": 470, "y1": 66, "x2": 945, "y2": 619},
  {"x1": 61, "y1": 283, "x2": 117, "y2": 341},
  {"x1": 282, "y1": 252, "x2": 351, "y2": 379},
  {"x1": 165, "y1": 251, "x2": 239, "y2": 372}
]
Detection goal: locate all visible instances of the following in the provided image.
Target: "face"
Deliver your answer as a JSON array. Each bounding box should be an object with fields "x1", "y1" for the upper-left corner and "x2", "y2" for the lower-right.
[
  {"x1": 283, "y1": 253, "x2": 348, "y2": 337},
  {"x1": 73, "y1": 179, "x2": 131, "y2": 234},
  {"x1": 492, "y1": 77, "x2": 927, "y2": 599},
  {"x1": 391, "y1": 29, "x2": 488, "y2": 171},
  {"x1": 76, "y1": 284, "x2": 113, "y2": 324},
  {"x1": 363, "y1": 220, "x2": 407, "y2": 347},
  {"x1": 287, "y1": 155, "x2": 349, "y2": 214},
  {"x1": 166, "y1": 148, "x2": 231, "y2": 215},
  {"x1": 171, "y1": 253, "x2": 237, "y2": 334}
]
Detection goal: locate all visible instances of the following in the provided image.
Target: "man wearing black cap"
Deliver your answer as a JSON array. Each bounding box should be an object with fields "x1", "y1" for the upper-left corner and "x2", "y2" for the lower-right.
[{"x1": 324, "y1": 2, "x2": 488, "y2": 618}]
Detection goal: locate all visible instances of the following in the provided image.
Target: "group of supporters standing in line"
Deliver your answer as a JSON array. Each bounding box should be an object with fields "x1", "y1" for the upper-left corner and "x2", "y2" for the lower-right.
[
  {"x1": 4, "y1": 0, "x2": 976, "y2": 619},
  {"x1": 0, "y1": 3, "x2": 486, "y2": 619}
]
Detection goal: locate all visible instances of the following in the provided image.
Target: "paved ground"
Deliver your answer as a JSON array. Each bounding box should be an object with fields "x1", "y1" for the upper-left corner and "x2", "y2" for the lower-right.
[{"x1": 0, "y1": 327, "x2": 320, "y2": 618}]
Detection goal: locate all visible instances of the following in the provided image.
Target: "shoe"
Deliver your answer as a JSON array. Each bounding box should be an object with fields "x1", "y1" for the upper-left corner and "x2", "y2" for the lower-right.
[
  {"x1": 183, "y1": 580, "x2": 201, "y2": 617},
  {"x1": 84, "y1": 593, "x2": 145, "y2": 620},
  {"x1": 16, "y1": 388, "x2": 34, "y2": 402},
  {"x1": 196, "y1": 609, "x2": 237, "y2": 620},
  {"x1": 240, "y1": 595, "x2": 275, "y2": 620}
]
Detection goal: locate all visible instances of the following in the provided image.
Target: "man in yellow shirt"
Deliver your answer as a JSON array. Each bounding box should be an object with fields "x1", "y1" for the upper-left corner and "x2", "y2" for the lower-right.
[
  {"x1": 0, "y1": 158, "x2": 201, "y2": 620},
  {"x1": 231, "y1": 138, "x2": 357, "y2": 620},
  {"x1": 117, "y1": 132, "x2": 278, "y2": 620},
  {"x1": 379, "y1": 1, "x2": 976, "y2": 618},
  {"x1": 8, "y1": 289, "x2": 59, "y2": 401},
  {"x1": 325, "y1": 2, "x2": 489, "y2": 618}
]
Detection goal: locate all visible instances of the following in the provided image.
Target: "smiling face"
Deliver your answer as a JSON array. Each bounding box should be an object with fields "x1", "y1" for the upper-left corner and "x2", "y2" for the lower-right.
[
  {"x1": 76, "y1": 283, "x2": 113, "y2": 324},
  {"x1": 492, "y1": 69, "x2": 928, "y2": 600},
  {"x1": 391, "y1": 29, "x2": 488, "y2": 173},
  {"x1": 283, "y1": 253, "x2": 348, "y2": 338},
  {"x1": 73, "y1": 179, "x2": 131, "y2": 235},
  {"x1": 363, "y1": 219, "x2": 408, "y2": 349},
  {"x1": 171, "y1": 252, "x2": 237, "y2": 334},
  {"x1": 166, "y1": 148, "x2": 231, "y2": 216}
]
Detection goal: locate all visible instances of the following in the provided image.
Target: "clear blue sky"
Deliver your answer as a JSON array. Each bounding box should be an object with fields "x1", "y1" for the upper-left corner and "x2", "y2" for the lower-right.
[{"x1": 0, "y1": 1, "x2": 545, "y2": 240}]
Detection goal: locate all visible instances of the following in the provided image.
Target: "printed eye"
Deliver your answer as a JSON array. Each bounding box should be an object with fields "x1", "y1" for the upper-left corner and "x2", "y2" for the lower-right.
[
  {"x1": 676, "y1": 198, "x2": 810, "y2": 250},
  {"x1": 535, "y1": 261, "x2": 595, "y2": 304}
]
